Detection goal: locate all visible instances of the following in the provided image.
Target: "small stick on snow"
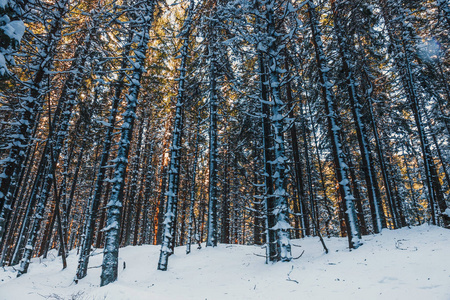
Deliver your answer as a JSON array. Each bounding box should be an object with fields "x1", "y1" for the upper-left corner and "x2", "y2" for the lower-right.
[
  {"x1": 293, "y1": 250, "x2": 305, "y2": 260},
  {"x1": 287, "y1": 265, "x2": 299, "y2": 284},
  {"x1": 253, "y1": 253, "x2": 267, "y2": 258},
  {"x1": 87, "y1": 265, "x2": 102, "y2": 269}
]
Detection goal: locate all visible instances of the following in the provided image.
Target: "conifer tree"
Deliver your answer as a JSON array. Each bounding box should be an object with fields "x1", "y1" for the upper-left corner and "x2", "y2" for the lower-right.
[
  {"x1": 100, "y1": 0, "x2": 156, "y2": 286},
  {"x1": 306, "y1": 0, "x2": 361, "y2": 248},
  {"x1": 158, "y1": 0, "x2": 195, "y2": 271}
]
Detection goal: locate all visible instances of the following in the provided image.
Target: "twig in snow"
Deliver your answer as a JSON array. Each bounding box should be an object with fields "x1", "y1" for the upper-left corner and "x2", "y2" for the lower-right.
[
  {"x1": 395, "y1": 239, "x2": 407, "y2": 250},
  {"x1": 293, "y1": 250, "x2": 305, "y2": 260},
  {"x1": 286, "y1": 265, "x2": 299, "y2": 284},
  {"x1": 252, "y1": 253, "x2": 267, "y2": 258},
  {"x1": 87, "y1": 265, "x2": 102, "y2": 269},
  {"x1": 395, "y1": 239, "x2": 417, "y2": 251}
]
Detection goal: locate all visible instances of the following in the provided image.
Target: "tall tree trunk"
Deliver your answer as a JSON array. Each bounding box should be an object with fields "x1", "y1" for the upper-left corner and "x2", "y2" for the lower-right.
[
  {"x1": 220, "y1": 145, "x2": 230, "y2": 244},
  {"x1": 402, "y1": 143, "x2": 422, "y2": 225},
  {"x1": 0, "y1": 140, "x2": 38, "y2": 265},
  {"x1": 284, "y1": 52, "x2": 309, "y2": 238},
  {"x1": 75, "y1": 76, "x2": 123, "y2": 279},
  {"x1": 187, "y1": 116, "x2": 201, "y2": 254},
  {"x1": 306, "y1": 98, "x2": 333, "y2": 237},
  {"x1": 0, "y1": 120, "x2": 39, "y2": 252},
  {"x1": 265, "y1": 1, "x2": 292, "y2": 261},
  {"x1": 345, "y1": 146, "x2": 368, "y2": 235},
  {"x1": 123, "y1": 116, "x2": 145, "y2": 246},
  {"x1": 307, "y1": 0, "x2": 361, "y2": 248},
  {"x1": 95, "y1": 167, "x2": 113, "y2": 249},
  {"x1": 157, "y1": 0, "x2": 194, "y2": 270},
  {"x1": 360, "y1": 67, "x2": 398, "y2": 229},
  {"x1": 257, "y1": 49, "x2": 276, "y2": 261},
  {"x1": 331, "y1": 0, "x2": 385, "y2": 233},
  {"x1": 100, "y1": 0, "x2": 155, "y2": 286},
  {"x1": 206, "y1": 15, "x2": 219, "y2": 248},
  {"x1": 140, "y1": 137, "x2": 155, "y2": 245}
]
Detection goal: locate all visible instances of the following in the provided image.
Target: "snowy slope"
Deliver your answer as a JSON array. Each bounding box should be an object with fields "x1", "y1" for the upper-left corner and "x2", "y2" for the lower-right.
[{"x1": 1, "y1": 224, "x2": 449, "y2": 300}]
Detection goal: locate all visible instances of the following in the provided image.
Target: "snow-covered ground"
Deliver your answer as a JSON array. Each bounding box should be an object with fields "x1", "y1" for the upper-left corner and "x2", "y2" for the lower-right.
[{"x1": 1, "y1": 224, "x2": 449, "y2": 300}]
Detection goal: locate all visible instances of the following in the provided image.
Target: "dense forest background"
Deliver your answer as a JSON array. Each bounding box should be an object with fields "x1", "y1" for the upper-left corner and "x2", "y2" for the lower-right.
[{"x1": 0, "y1": 0, "x2": 449, "y2": 285}]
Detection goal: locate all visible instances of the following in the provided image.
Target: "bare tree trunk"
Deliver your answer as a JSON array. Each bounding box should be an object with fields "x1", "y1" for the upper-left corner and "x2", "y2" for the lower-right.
[{"x1": 284, "y1": 52, "x2": 309, "y2": 238}]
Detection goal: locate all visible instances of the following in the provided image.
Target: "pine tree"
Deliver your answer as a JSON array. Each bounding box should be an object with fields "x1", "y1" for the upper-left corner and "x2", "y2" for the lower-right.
[
  {"x1": 76, "y1": 27, "x2": 132, "y2": 280},
  {"x1": 206, "y1": 7, "x2": 220, "y2": 248},
  {"x1": 331, "y1": 0, "x2": 385, "y2": 233},
  {"x1": 100, "y1": 0, "x2": 156, "y2": 286},
  {"x1": 158, "y1": 0, "x2": 195, "y2": 271},
  {"x1": 306, "y1": 0, "x2": 361, "y2": 249}
]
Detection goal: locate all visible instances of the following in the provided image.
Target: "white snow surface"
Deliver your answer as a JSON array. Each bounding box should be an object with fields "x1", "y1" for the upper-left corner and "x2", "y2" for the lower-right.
[{"x1": 1, "y1": 224, "x2": 449, "y2": 300}]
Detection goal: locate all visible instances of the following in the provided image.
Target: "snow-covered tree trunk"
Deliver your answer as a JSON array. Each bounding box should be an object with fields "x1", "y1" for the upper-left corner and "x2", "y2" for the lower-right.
[
  {"x1": 343, "y1": 144, "x2": 367, "y2": 234},
  {"x1": 131, "y1": 118, "x2": 151, "y2": 246},
  {"x1": 361, "y1": 66, "x2": 399, "y2": 229},
  {"x1": 301, "y1": 100, "x2": 317, "y2": 234},
  {"x1": 100, "y1": 0, "x2": 155, "y2": 286},
  {"x1": 58, "y1": 140, "x2": 85, "y2": 257},
  {"x1": 257, "y1": 49, "x2": 276, "y2": 261},
  {"x1": 0, "y1": 123, "x2": 37, "y2": 250},
  {"x1": 284, "y1": 53, "x2": 309, "y2": 238},
  {"x1": 157, "y1": 0, "x2": 195, "y2": 270},
  {"x1": 10, "y1": 68, "x2": 75, "y2": 263},
  {"x1": 140, "y1": 135, "x2": 155, "y2": 245},
  {"x1": 155, "y1": 164, "x2": 168, "y2": 245},
  {"x1": 206, "y1": 15, "x2": 219, "y2": 248},
  {"x1": 0, "y1": 139, "x2": 37, "y2": 265},
  {"x1": 123, "y1": 115, "x2": 145, "y2": 246},
  {"x1": 263, "y1": 0, "x2": 292, "y2": 261},
  {"x1": 402, "y1": 143, "x2": 422, "y2": 224},
  {"x1": 76, "y1": 44, "x2": 129, "y2": 280},
  {"x1": 331, "y1": 0, "x2": 385, "y2": 233},
  {"x1": 220, "y1": 144, "x2": 230, "y2": 244},
  {"x1": 187, "y1": 116, "x2": 201, "y2": 254},
  {"x1": 10, "y1": 0, "x2": 70, "y2": 274},
  {"x1": 307, "y1": 0, "x2": 361, "y2": 249},
  {"x1": 10, "y1": 142, "x2": 51, "y2": 266},
  {"x1": 306, "y1": 99, "x2": 333, "y2": 237}
]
